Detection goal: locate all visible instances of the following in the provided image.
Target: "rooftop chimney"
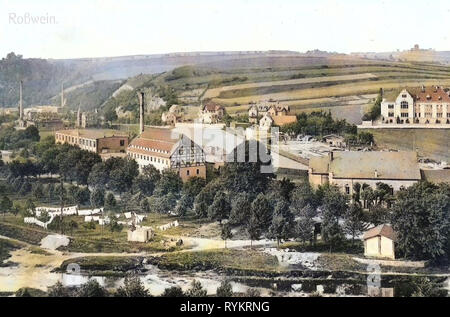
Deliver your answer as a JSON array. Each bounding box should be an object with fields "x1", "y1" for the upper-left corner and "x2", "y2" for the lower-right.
[
  {"x1": 328, "y1": 151, "x2": 334, "y2": 161},
  {"x1": 138, "y1": 91, "x2": 145, "y2": 134}
]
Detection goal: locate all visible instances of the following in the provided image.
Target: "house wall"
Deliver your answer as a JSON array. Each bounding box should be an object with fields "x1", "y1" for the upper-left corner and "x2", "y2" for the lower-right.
[
  {"x1": 330, "y1": 177, "x2": 419, "y2": 195},
  {"x1": 97, "y1": 136, "x2": 128, "y2": 153},
  {"x1": 128, "y1": 152, "x2": 171, "y2": 172},
  {"x1": 176, "y1": 165, "x2": 207, "y2": 182},
  {"x1": 364, "y1": 236, "x2": 395, "y2": 259}
]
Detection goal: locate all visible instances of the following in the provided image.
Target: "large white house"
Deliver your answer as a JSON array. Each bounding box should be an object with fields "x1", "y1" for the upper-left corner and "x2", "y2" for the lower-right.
[{"x1": 381, "y1": 86, "x2": 450, "y2": 124}]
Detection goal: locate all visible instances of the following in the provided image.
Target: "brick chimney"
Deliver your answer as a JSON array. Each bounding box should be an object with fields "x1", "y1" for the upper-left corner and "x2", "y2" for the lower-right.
[
  {"x1": 19, "y1": 80, "x2": 23, "y2": 120},
  {"x1": 138, "y1": 91, "x2": 145, "y2": 134}
]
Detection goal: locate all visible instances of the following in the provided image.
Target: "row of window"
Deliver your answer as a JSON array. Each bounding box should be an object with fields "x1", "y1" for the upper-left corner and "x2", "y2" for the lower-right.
[
  {"x1": 56, "y1": 134, "x2": 96, "y2": 148},
  {"x1": 128, "y1": 152, "x2": 169, "y2": 165},
  {"x1": 130, "y1": 144, "x2": 169, "y2": 154}
]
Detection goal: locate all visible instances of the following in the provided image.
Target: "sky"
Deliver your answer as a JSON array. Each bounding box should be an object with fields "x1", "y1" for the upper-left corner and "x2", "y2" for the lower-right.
[{"x1": 1, "y1": 0, "x2": 450, "y2": 59}]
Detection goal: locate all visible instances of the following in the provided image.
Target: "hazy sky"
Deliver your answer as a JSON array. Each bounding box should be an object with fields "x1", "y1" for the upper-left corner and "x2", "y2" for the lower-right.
[{"x1": 1, "y1": 0, "x2": 450, "y2": 59}]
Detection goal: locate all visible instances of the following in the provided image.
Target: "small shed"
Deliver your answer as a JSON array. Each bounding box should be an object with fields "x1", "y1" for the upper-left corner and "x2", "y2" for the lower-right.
[
  {"x1": 322, "y1": 134, "x2": 346, "y2": 148},
  {"x1": 363, "y1": 224, "x2": 396, "y2": 259},
  {"x1": 127, "y1": 226, "x2": 154, "y2": 243}
]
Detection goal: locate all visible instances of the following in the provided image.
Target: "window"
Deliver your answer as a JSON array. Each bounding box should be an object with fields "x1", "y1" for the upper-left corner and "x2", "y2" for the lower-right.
[
  {"x1": 345, "y1": 185, "x2": 350, "y2": 195},
  {"x1": 388, "y1": 112, "x2": 394, "y2": 117},
  {"x1": 187, "y1": 170, "x2": 190, "y2": 176},
  {"x1": 401, "y1": 113, "x2": 408, "y2": 118},
  {"x1": 437, "y1": 113, "x2": 443, "y2": 118},
  {"x1": 401, "y1": 101, "x2": 408, "y2": 109},
  {"x1": 402, "y1": 94, "x2": 407, "y2": 98},
  {"x1": 388, "y1": 104, "x2": 394, "y2": 109},
  {"x1": 196, "y1": 169, "x2": 200, "y2": 175},
  {"x1": 120, "y1": 140, "x2": 125, "y2": 146}
]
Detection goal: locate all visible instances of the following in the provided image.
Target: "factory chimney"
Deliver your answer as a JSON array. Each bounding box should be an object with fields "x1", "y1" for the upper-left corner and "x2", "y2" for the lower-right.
[
  {"x1": 138, "y1": 91, "x2": 145, "y2": 134},
  {"x1": 19, "y1": 80, "x2": 23, "y2": 120},
  {"x1": 61, "y1": 83, "x2": 65, "y2": 108}
]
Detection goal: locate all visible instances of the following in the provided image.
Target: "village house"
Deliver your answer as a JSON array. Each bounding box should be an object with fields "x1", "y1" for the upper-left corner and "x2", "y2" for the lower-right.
[
  {"x1": 55, "y1": 129, "x2": 129, "y2": 155},
  {"x1": 248, "y1": 104, "x2": 271, "y2": 124},
  {"x1": 380, "y1": 86, "x2": 450, "y2": 124},
  {"x1": 126, "y1": 127, "x2": 206, "y2": 182},
  {"x1": 308, "y1": 151, "x2": 422, "y2": 194},
  {"x1": 127, "y1": 226, "x2": 154, "y2": 243},
  {"x1": 363, "y1": 224, "x2": 396, "y2": 259},
  {"x1": 161, "y1": 104, "x2": 184, "y2": 125},
  {"x1": 198, "y1": 101, "x2": 225, "y2": 124},
  {"x1": 251, "y1": 102, "x2": 297, "y2": 128},
  {"x1": 322, "y1": 134, "x2": 347, "y2": 148}
]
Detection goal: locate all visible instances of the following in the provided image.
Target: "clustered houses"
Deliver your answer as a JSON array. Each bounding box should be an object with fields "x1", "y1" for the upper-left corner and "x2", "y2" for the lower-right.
[
  {"x1": 198, "y1": 101, "x2": 225, "y2": 124},
  {"x1": 126, "y1": 127, "x2": 206, "y2": 182},
  {"x1": 249, "y1": 102, "x2": 297, "y2": 129},
  {"x1": 161, "y1": 104, "x2": 184, "y2": 125},
  {"x1": 381, "y1": 86, "x2": 450, "y2": 124},
  {"x1": 309, "y1": 151, "x2": 422, "y2": 194},
  {"x1": 55, "y1": 129, "x2": 129, "y2": 155}
]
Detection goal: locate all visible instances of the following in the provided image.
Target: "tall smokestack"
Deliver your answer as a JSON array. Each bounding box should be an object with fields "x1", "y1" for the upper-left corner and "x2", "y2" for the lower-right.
[
  {"x1": 61, "y1": 83, "x2": 64, "y2": 108},
  {"x1": 19, "y1": 80, "x2": 23, "y2": 120},
  {"x1": 138, "y1": 91, "x2": 145, "y2": 134}
]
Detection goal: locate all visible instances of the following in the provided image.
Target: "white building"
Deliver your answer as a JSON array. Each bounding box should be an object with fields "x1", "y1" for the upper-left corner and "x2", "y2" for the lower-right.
[{"x1": 381, "y1": 86, "x2": 450, "y2": 125}]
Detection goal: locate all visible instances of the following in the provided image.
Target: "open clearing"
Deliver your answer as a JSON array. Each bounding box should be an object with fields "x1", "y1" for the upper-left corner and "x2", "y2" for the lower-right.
[{"x1": 362, "y1": 128, "x2": 450, "y2": 162}]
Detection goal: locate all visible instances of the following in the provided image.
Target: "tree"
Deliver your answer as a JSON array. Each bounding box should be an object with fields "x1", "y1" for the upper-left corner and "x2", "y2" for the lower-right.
[
  {"x1": 0, "y1": 195, "x2": 13, "y2": 216},
  {"x1": 391, "y1": 182, "x2": 450, "y2": 261},
  {"x1": 246, "y1": 213, "x2": 262, "y2": 248},
  {"x1": 183, "y1": 176, "x2": 206, "y2": 198},
  {"x1": 76, "y1": 279, "x2": 108, "y2": 297},
  {"x1": 229, "y1": 192, "x2": 252, "y2": 225},
  {"x1": 140, "y1": 198, "x2": 151, "y2": 213},
  {"x1": 88, "y1": 162, "x2": 109, "y2": 189},
  {"x1": 221, "y1": 223, "x2": 233, "y2": 248},
  {"x1": 161, "y1": 286, "x2": 184, "y2": 297},
  {"x1": 32, "y1": 182, "x2": 44, "y2": 200},
  {"x1": 154, "y1": 169, "x2": 182, "y2": 196},
  {"x1": 207, "y1": 192, "x2": 231, "y2": 223},
  {"x1": 250, "y1": 193, "x2": 272, "y2": 231},
  {"x1": 67, "y1": 219, "x2": 78, "y2": 235},
  {"x1": 174, "y1": 194, "x2": 193, "y2": 217},
  {"x1": 268, "y1": 200, "x2": 294, "y2": 247},
  {"x1": 320, "y1": 185, "x2": 347, "y2": 252},
  {"x1": 47, "y1": 281, "x2": 70, "y2": 297},
  {"x1": 216, "y1": 280, "x2": 233, "y2": 297},
  {"x1": 290, "y1": 183, "x2": 318, "y2": 215},
  {"x1": 105, "y1": 192, "x2": 117, "y2": 210},
  {"x1": 186, "y1": 280, "x2": 207, "y2": 297},
  {"x1": 104, "y1": 107, "x2": 118, "y2": 123},
  {"x1": 115, "y1": 275, "x2": 149, "y2": 297},
  {"x1": 343, "y1": 203, "x2": 366, "y2": 245},
  {"x1": 90, "y1": 188, "x2": 105, "y2": 208}
]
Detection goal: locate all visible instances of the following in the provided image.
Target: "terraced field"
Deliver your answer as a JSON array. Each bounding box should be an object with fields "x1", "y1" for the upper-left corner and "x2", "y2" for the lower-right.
[{"x1": 194, "y1": 59, "x2": 450, "y2": 124}]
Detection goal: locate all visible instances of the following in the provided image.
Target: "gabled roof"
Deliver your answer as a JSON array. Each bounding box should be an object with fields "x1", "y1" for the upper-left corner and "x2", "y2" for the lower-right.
[
  {"x1": 383, "y1": 86, "x2": 450, "y2": 103},
  {"x1": 128, "y1": 127, "x2": 180, "y2": 157},
  {"x1": 272, "y1": 115, "x2": 297, "y2": 126},
  {"x1": 363, "y1": 224, "x2": 395, "y2": 241},
  {"x1": 309, "y1": 151, "x2": 421, "y2": 180},
  {"x1": 202, "y1": 101, "x2": 224, "y2": 112},
  {"x1": 421, "y1": 169, "x2": 450, "y2": 184}
]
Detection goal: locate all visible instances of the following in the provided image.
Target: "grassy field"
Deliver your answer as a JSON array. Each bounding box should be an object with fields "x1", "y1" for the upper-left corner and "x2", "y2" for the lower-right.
[
  {"x1": 156, "y1": 249, "x2": 282, "y2": 273},
  {"x1": 364, "y1": 128, "x2": 450, "y2": 162}
]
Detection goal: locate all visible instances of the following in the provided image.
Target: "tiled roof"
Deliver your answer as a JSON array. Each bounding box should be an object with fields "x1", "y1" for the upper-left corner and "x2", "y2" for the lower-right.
[
  {"x1": 203, "y1": 101, "x2": 224, "y2": 112},
  {"x1": 272, "y1": 115, "x2": 297, "y2": 126},
  {"x1": 309, "y1": 151, "x2": 421, "y2": 180},
  {"x1": 421, "y1": 169, "x2": 450, "y2": 184},
  {"x1": 363, "y1": 224, "x2": 395, "y2": 241},
  {"x1": 128, "y1": 127, "x2": 180, "y2": 158},
  {"x1": 383, "y1": 86, "x2": 450, "y2": 103},
  {"x1": 56, "y1": 129, "x2": 128, "y2": 139}
]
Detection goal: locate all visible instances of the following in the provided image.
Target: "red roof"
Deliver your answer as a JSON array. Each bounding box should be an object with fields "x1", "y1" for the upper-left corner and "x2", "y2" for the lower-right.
[
  {"x1": 203, "y1": 102, "x2": 224, "y2": 112},
  {"x1": 363, "y1": 224, "x2": 396, "y2": 241},
  {"x1": 411, "y1": 86, "x2": 450, "y2": 103},
  {"x1": 128, "y1": 127, "x2": 180, "y2": 157}
]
